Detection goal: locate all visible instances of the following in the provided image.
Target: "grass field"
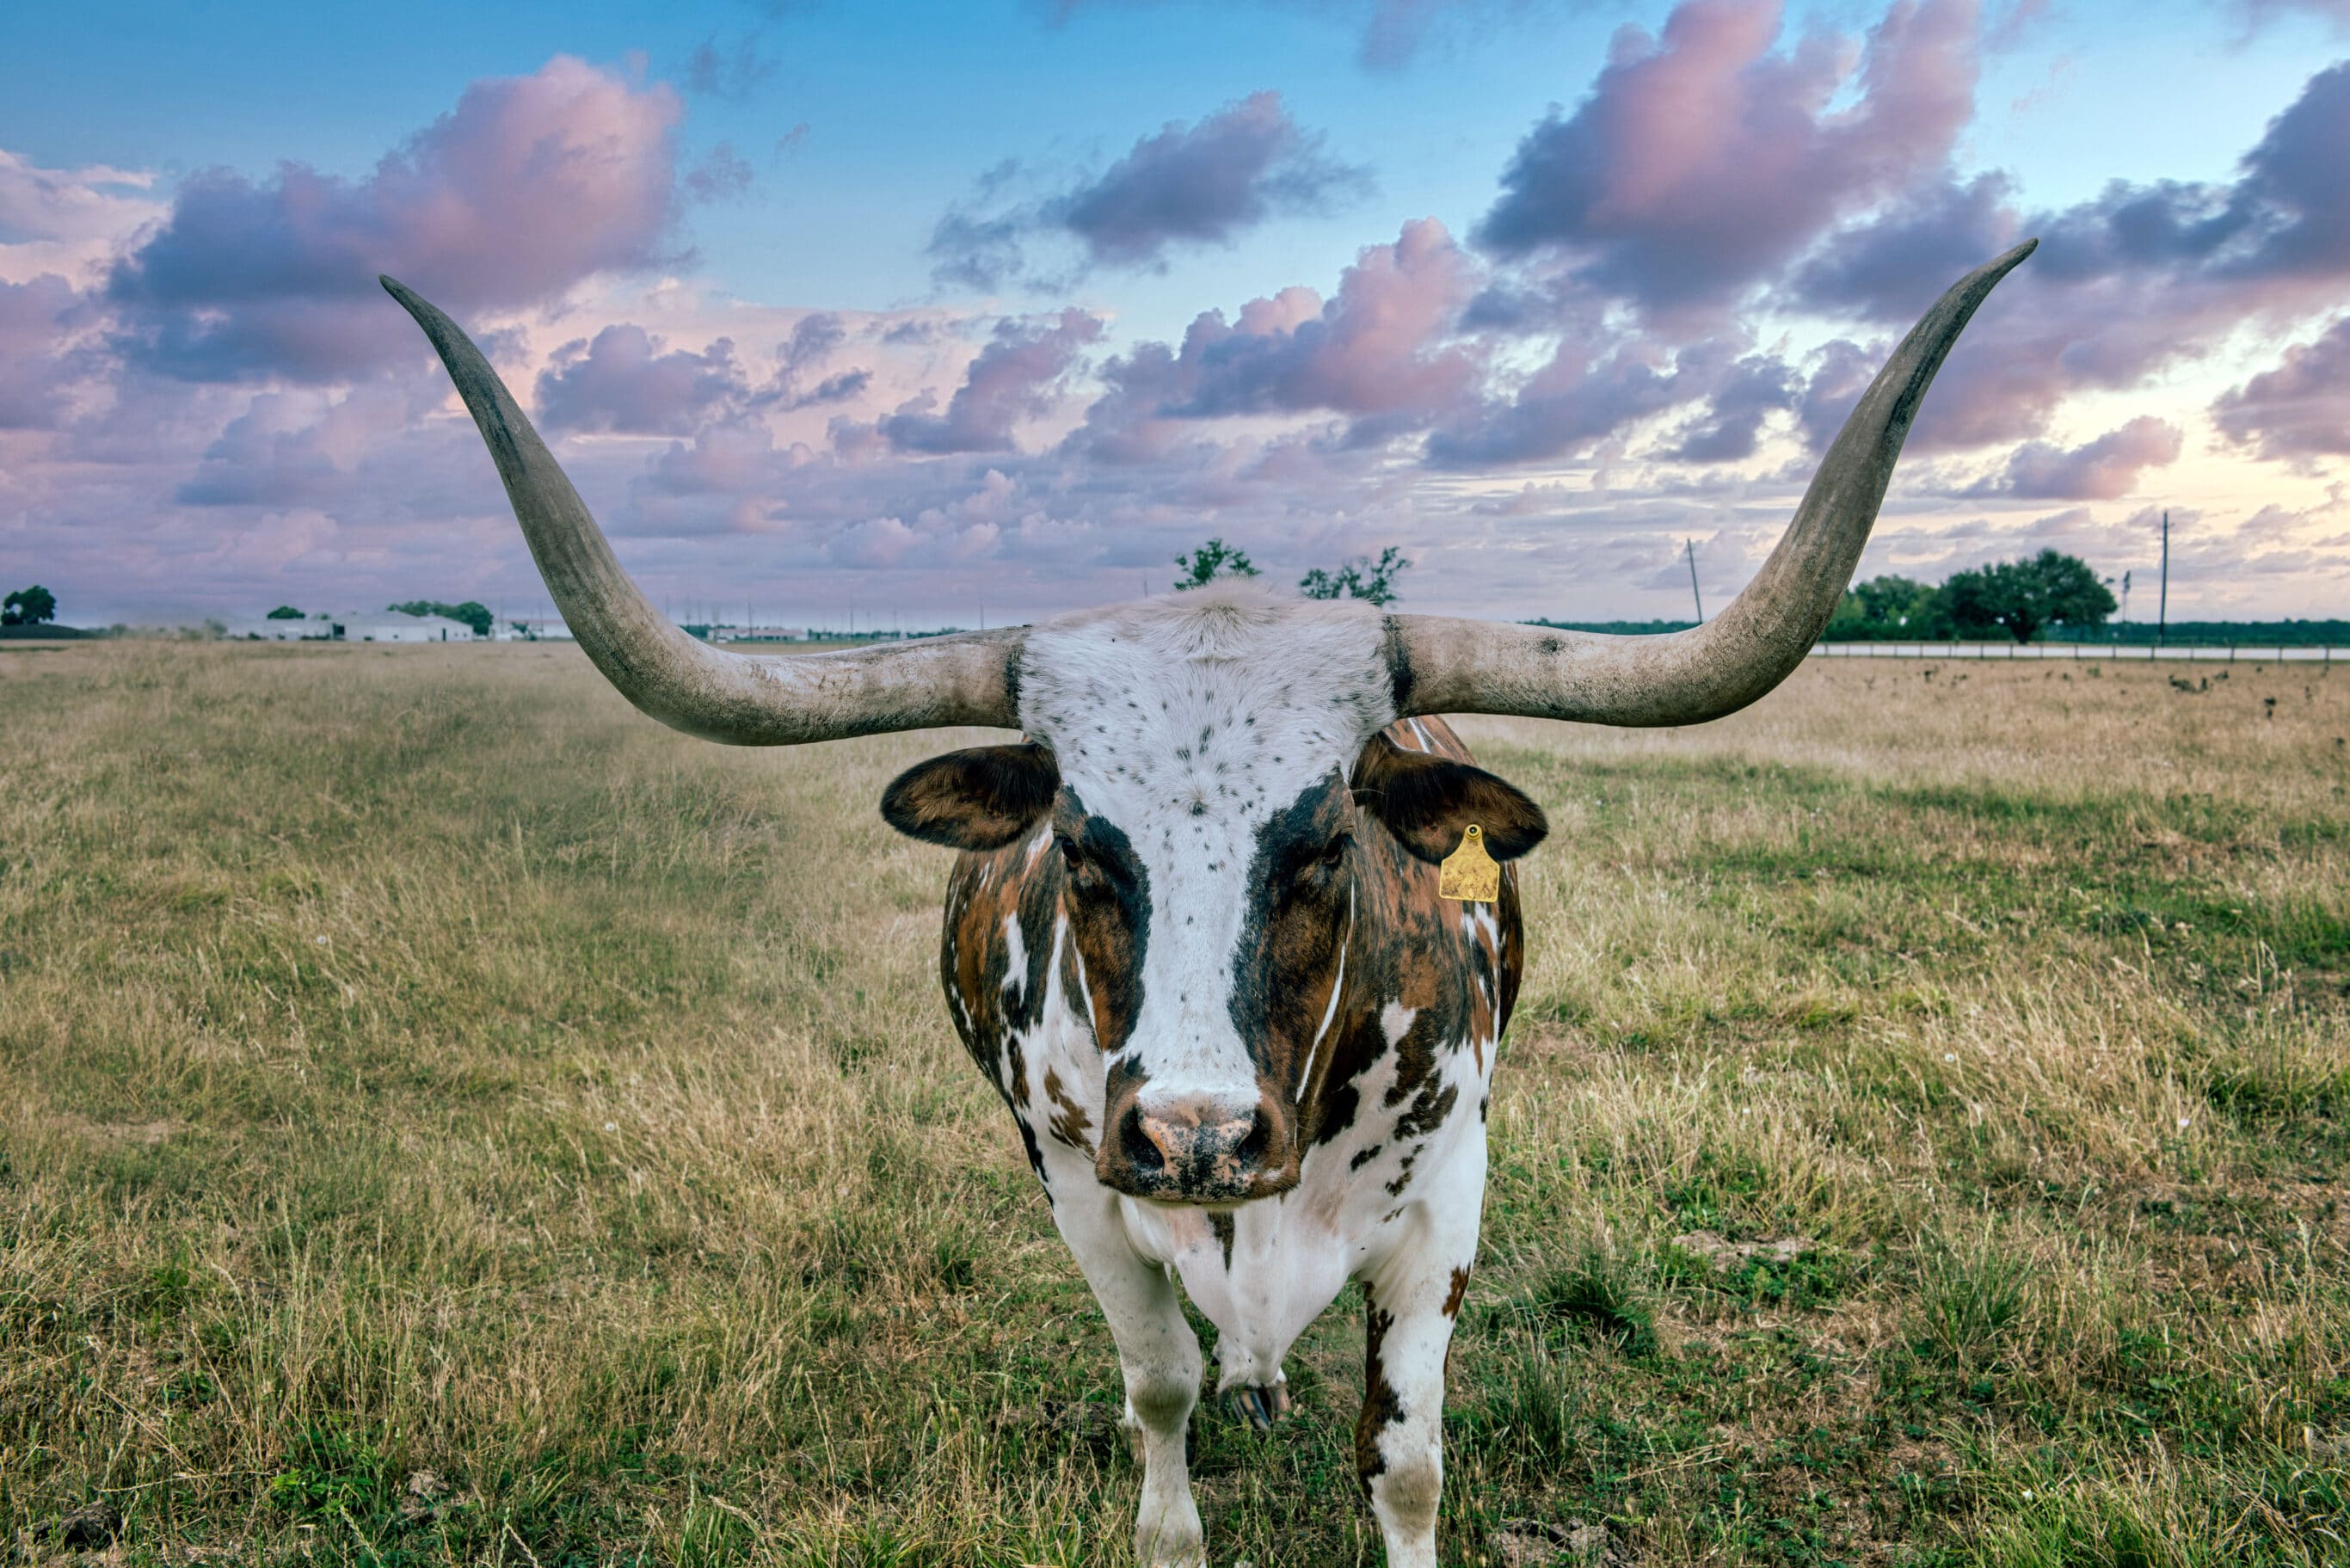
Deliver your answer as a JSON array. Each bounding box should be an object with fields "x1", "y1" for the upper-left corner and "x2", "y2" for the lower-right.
[{"x1": 5, "y1": 639, "x2": 2349, "y2": 1566}]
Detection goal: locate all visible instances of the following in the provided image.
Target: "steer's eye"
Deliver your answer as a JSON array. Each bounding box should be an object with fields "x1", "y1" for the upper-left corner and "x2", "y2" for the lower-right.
[
  {"x1": 1318, "y1": 833, "x2": 1351, "y2": 870},
  {"x1": 1058, "y1": 833, "x2": 1086, "y2": 874}
]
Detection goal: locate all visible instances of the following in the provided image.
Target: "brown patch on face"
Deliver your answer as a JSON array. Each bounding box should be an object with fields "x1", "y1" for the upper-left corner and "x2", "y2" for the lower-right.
[
  {"x1": 1043, "y1": 1067, "x2": 1093, "y2": 1155},
  {"x1": 1054, "y1": 791, "x2": 1149, "y2": 1055},
  {"x1": 1306, "y1": 718, "x2": 1526, "y2": 1156},
  {"x1": 1356, "y1": 1284, "x2": 1404, "y2": 1495},
  {"x1": 1226, "y1": 770, "x2": 1355, "y2": 1126},
  {"x1": 883, "y1": 742, "x2": 1059, "y2": 849},
  {"x1": 1443, "y1": 1265, "x2": 1472, "y2": 1319},
  {"x1": 939, "y1": 819, "x2": 1068, "y2": 1183}
]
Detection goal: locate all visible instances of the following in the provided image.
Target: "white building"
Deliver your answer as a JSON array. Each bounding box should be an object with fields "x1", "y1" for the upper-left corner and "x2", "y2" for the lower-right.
[
  {"x1": 341, "y1": 611, "x2": 477, "y2": 643},
  {"x1": 221, "y1": 612, "x2": 337, "y2": 641}
]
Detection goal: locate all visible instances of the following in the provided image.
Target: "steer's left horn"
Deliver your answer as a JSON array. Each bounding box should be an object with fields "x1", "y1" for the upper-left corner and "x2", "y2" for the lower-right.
[
  {"x1": 1386, "y1": 239, "x2": 2036, "y2": 728},
  {"x1": 382, "y1": 278, "x2": 1022, "y2": 744}
]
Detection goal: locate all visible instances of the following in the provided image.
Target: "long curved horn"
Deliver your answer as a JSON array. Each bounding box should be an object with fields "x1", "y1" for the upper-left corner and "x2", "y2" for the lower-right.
[
  {"x1": 382, "y1": 278, "x2": 1021, "y2": 744},
  {"x1": 1387, "y1": 239, "x2": 2036, "y2": 727}
]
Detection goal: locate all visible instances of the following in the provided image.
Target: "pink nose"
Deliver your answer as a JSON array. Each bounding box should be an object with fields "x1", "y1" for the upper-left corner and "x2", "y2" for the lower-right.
[{"x1": 1098, "y1": 1087, "x2": 1299, "y2": 1203}]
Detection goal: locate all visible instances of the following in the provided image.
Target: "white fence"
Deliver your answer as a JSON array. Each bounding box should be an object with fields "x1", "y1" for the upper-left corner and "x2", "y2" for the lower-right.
[{"x1": 1808, "y1": 642, "x2": 2338, "y2": 664}]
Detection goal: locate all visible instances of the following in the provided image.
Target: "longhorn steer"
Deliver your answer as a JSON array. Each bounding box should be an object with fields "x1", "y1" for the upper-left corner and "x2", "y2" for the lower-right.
[{"x1": 382, "y1": 238, "x2": 2033, "y2": 1567}]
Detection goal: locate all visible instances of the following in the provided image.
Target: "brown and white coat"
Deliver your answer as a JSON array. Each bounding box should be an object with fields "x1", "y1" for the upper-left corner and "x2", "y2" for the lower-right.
[{"x1": 900, "y1": 592, "x2": 1541, "y2": 1568}]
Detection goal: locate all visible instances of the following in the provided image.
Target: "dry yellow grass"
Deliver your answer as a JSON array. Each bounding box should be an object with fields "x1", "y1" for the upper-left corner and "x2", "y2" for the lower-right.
[{"x1": 3, "y1": 640, "x2": 2347, "y2": 1565}]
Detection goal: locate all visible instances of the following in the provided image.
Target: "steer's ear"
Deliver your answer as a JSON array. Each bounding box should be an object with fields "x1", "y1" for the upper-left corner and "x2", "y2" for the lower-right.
[
  {"x1": 881, "y1": 742, "x2": 1061, "y2": 850},
  {"x1": 1350, "y1": 732, "x2": 1547, "y2": 865}
]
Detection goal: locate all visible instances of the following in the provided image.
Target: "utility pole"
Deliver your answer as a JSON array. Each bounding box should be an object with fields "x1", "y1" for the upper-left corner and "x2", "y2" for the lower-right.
[
  {"x1": 1685, "y1": 539, "x2": 1704, "y2": 624},
  {"x1": 2157, "y1": 509, "x2": 2169, "y2": 649}
]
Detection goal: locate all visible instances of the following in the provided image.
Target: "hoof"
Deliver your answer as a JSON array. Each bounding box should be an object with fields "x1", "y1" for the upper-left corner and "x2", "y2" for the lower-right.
[{"x1": 1227, "y1": 1381, "x2": 1292, "y2": 1433}]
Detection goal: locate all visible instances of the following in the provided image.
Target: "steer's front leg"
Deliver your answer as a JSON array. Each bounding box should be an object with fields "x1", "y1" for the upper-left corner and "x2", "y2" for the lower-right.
[
  {"x1": 1356, "y1": 1153, "x2": 1485, "y2": 1568},
  {"x1": 1043, "y1": 1170, "x2": 1205, "y2": 1566}
]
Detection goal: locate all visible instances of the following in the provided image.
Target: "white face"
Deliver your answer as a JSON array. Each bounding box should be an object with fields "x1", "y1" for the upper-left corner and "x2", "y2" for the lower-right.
[{"x1": 1016, "y1": 587, "x2": 1397, "y2": 1110}]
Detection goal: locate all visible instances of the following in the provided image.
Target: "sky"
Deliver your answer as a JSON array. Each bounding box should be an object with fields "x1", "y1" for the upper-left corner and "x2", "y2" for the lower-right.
[{"x1": 3, "y1": 0, "x2": 2348, "y2": 630}]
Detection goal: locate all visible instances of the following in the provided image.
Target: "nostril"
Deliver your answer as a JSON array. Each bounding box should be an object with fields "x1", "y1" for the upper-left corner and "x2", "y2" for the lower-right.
[
  {"x1": 1120, "y1": 1106, "x2": 1165, "y2": 1174},
  {"x1": 1233, "y1": 1110, "x2": 1270, "y2": 1171}
]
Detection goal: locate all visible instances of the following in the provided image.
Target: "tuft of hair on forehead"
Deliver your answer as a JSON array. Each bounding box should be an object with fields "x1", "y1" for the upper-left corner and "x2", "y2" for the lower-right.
[
  {"x1": 1016, "y1": 586, "x2": 1397, "y2": 766},
  {"x1": 1045, "y1": 578, "x2": 1379, "y2": 658}
]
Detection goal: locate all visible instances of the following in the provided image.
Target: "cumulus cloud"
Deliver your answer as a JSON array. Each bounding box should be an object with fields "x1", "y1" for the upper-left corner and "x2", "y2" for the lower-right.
[
  {"x1": 2212, "y1": 316, "x2": 2350, "y2": 458},
  {"x1": 0, "y1": 151, "x2": 163, "y2": 285},
  {"x1": 1072, "y1": 218, "x2": 1480, "y2": 458},
  {"x1": 0, "y1": 274, "x2": 95, "y2": 429},
  {"x1": 1796, "y1": 58, "x2": 2350, "y2": 451},
  {"x1": 174, "y1": 393, "x2": 345, "y2": 507},
  {"x1": 1968, "y1": 415, "x2": 2184, "y2": 500},
  {"x1": 1052, "y1": 92, "x2": 1368, "y2": 268},
  {"x1": 756, "y1": 312, "x2": 873, "y2": 410},
  {"x1": 535, "y1": 326, "x2": 748, "y2": 435},
  {"x1": 1660, "y1": 353, "x2": 1802, "y2": 462},
  {"x1": 927, "y1": 93, "x2": 1366, "y2": 289},
  {"x1": 875, "y1": 309, "x2": 1105, "y2": 453},
  {"x1": 1475, "y1": 0, "x2": 1980, "y2": 315},
  {"x1": 1425, "y1": 331, "x2": 1716, "y2": 466},
  {"x1": 105, "y1": 56, "x2": 684, "y2": 383}
]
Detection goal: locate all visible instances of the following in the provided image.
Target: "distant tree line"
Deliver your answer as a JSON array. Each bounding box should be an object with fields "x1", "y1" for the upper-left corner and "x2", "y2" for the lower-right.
[
  {"x1": 1528, "y1": 618, "x2": 1699, "y2": 636},
  {"x1": 1825, "y1": 550, "x2": 2116, "y2": 643},
  {"x1": 1158, "y1": 544, "x2": 2151, "y2": 643},
  {"x1": 1173, "y1": 539, "x2": 1415, "y2": 606}
]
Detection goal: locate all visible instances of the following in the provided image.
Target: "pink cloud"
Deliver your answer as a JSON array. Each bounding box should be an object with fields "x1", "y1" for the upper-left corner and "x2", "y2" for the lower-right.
[
  {"x1": 2213, "y1": 316, "x2": 2350, "y2": 459},
  {"x1": 105, "y1": 56, "x2": 683, "y2": 383},
  {"x1": 1053, "y1": 92, "x2": 1369, "y2": 268},
  {"x1": 0, "y1": 274, "x2": 94, "y2": 429},
  {"x1": 1476, "y1": 0, "x2": 1980, "y2": 314},
  {"x1": 1974, "y1": 415, "x2": 2185, "y2": 501},
  {"x1": 0, "y1": 151, "x2": 163, "y2": 285},
  {"x1": 535, "y1": 325, "x2": 747, "y2": 434},
  {"x1": 874, "y1": 309, "x2": 1104, "y2": 454},
  {"x1": 1072, "y1": 218, "x2": 1480, "y2": 458},
  {"x1": 926, "y1": 92, "x2": 1367, "y2": 289},
  {"x1": 1796, "y1": 58, "x2": 2350, "y2": 452}
]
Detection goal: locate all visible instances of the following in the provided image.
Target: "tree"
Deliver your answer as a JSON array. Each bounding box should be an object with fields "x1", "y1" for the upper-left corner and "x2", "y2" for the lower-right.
[
  {"x1": 266, "y1": 605, "x2": 305, "y2": 619},
  {"x1": 1299, "y1": 546, "x2": 1412, "y2": 606},
  {"x1": 1172, "y1": 538, "x2": 1259, "y2": 590},
  {"x1": 1824, "y1": 575, "x2": 1947, "y2": 640},
  {"x1": 389, "y1": 600, "x2": 495, "y2": 637},
  {"x1": 3, "y1": 586, "x2": 57, "y2": 626},
  {"x1": 1941, "y1": 550, "x2": 2116, "y2": 643}
]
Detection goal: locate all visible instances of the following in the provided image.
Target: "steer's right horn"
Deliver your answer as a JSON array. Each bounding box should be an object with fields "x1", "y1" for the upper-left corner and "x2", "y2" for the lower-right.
[
  {"x1": 1386, "y1": 240, "x2": 2036, "y2": 729},
  {"x1": 383, "y1": 278, "x2": 1022, "y2": 745}
]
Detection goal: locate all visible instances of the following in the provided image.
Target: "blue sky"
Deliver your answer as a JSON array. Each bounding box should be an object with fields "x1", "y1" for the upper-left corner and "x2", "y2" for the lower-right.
[{"x1": 3, "y1": 0, "x2": 2347, "y2": 627}]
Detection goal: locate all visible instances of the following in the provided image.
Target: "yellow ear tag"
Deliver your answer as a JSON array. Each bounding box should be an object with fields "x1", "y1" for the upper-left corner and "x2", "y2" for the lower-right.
[{"x1": 1437, "y1": 823, "x2": 1501, "y2": 902}]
